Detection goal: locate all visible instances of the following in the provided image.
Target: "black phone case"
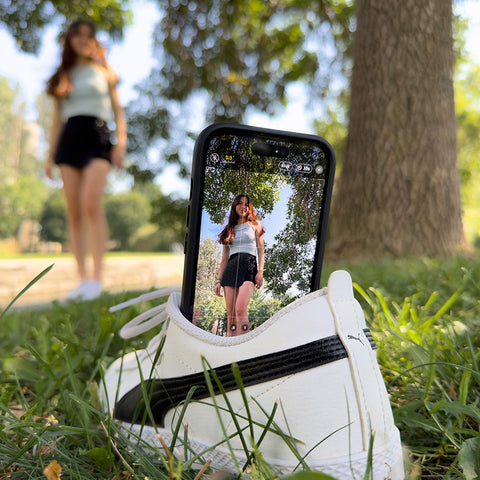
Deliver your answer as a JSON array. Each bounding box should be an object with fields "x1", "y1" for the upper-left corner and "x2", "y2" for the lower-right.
[{"x1": 180, "y1": 123, "x2": 336, "y2": 321}]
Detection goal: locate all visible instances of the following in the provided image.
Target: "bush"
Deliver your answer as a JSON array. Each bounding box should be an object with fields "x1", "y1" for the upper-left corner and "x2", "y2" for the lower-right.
[
  {"x1": 104, "y1": 191, "x2": 151, "y2": 250},
  {"x1": 129, "y1": 223, "x2": 181, "y2": 252},
  {"x1": 40, "y1": 188, "x2": 68, "y2": 244}
]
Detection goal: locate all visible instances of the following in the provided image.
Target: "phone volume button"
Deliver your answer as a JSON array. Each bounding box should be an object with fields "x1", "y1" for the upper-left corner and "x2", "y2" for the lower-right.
[
  {"x1": 186, "y1": 205, "x2": 190, "y2": 226},
  {"x1": 184, "y1": 233, "x2": 188, "y2": 254}
]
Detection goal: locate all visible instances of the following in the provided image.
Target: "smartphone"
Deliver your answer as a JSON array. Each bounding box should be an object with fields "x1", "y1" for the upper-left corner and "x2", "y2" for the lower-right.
[{"x1": 181, "y1": 123, "x2": 335, "y2": 334}]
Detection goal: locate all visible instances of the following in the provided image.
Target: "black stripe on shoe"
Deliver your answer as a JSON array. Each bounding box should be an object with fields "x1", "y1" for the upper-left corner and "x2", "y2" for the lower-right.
[
  {"x1": 114, "y1": 331, "x2": 375, "y2": 427},
  {"x1": 363, "y1": 328, "x2": 377, "y2": 350}
]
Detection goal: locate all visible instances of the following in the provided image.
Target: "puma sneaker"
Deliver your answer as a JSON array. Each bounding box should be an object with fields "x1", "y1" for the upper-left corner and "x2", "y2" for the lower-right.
[
  {"x1": 65, "y1": 279, "x2": 102, "y2": 301},
  {"x1": 100, "y1": 271, "x2": 404, "y2": 479}
]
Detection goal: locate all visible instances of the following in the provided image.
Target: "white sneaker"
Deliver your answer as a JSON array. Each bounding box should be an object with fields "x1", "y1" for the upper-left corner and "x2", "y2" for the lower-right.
[
  {"x1": 65, "y1": 279, "x2": 90, "y2": 300},
  {"x1": 66, "y1": 280, "x2": 102, "y2": 301},
  {"x1": 81, "y1": 280, "x2": 102, "y2": 300},
  {"x1": 100, "y1": 272, "x2": 404, "y2": 479}
]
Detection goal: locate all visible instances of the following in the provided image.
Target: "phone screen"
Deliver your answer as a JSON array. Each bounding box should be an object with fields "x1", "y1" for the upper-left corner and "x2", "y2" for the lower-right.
[{"x1": 184, "y1": 126, "x2": 334, "y2": 335}]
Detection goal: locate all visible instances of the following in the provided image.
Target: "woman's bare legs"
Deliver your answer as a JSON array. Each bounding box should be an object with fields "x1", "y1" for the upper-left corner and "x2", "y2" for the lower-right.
[
  {"x1": 224, "y1": 282, "x2": 255, "y2": 337},
  {"x1": 223, "y1": 286, "x2": 238, "y2": 336},
  {"x1": 60, "y1": 165, "x2": 88, "y2": 280},
  {"x1": 60, "y1": 159, "x2": 110, "y2": 284},
  {"x1": 81, "y1": 159, "x2": 110, "y2": 281},
  {"x1": 233, "y1": 281, "x2": 255, "y2": 334}
]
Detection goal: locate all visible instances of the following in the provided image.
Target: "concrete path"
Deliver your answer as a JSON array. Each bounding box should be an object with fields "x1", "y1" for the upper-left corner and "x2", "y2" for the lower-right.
[{"x1": 0, "y1": 254, "x2": 184, "y2": 308}]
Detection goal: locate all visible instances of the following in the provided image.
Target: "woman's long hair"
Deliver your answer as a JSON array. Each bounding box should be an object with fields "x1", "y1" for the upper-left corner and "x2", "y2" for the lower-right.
[
  {"x1": 218, "y1": 194, "x2": 263, "y2": 245},
  {"x1": 46, "y1": 20, "x2": 107, "y2": 97}
]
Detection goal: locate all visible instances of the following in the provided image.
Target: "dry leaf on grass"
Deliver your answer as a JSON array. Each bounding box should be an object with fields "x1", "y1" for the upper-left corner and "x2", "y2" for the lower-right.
[
  {"x1": 43, "y1": 460, "x2": 61, "y2": 480},
  {"x1": 0, "y1": 467, "x2": 25, "y2": 478}
]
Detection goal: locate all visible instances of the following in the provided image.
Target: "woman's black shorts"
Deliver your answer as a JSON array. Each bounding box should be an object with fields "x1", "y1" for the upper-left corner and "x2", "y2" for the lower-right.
[
  {"x1": 55, "y1": 115, "x2": 112, "y2": 168},
  {"x1": 221, "y1": 252, "x2": 258, "y2": 288}
]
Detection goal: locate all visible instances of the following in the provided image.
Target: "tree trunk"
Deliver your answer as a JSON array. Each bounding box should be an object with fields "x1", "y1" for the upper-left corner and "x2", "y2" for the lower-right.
[{"x1": 326, "y1": 0, "x2": 464, "y2": 260}]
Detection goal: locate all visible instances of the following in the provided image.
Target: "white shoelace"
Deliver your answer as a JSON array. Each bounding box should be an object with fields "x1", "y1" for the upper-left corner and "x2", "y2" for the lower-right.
[{"x1": 109, "y1": 286, "x2": 182, "y2": 339}]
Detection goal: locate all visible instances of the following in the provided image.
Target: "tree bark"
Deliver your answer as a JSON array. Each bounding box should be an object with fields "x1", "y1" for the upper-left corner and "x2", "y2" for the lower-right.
[{"x1": 326, "y1": 0, "x2": 464, "y2": 260}]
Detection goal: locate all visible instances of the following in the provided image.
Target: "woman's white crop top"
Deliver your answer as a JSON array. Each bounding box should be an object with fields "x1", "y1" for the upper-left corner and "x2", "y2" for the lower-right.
[
  {"x1": 229, "y1": 223, "x2": 257, "y2": 257},
  {"x1": 61, "y1": 65, "x2": 112, "y2": 122}
]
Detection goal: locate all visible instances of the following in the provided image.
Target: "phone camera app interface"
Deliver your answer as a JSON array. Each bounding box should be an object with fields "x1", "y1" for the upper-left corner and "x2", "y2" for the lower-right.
[{"x1": 194, "y1": 133, "x2": 329, "y2": 337}]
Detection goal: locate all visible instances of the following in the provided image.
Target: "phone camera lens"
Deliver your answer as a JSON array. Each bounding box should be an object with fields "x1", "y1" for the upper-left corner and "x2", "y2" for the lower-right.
[
  {"x1": 251, "y1": 143, "x2": 288, "y2": 157},
  {"x1": 251, "y1": 142, "x2": 271, "y2": 155},
  {"x1": 276, "y1": 147, "x2": 288, "y2": 157}
]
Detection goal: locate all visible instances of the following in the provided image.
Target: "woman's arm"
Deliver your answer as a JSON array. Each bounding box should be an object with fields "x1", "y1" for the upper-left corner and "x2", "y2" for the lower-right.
[
  {"x1": 107, "y1": 66, "x2": 127, "y2": 169},
  {"x1": 45, "y1": 97, "x2": 63, "y2": 180},
  {"x1": 214, "y1": 245, "x2": 230, "y2": 297},
  {"x1": 255, "y1": 222, "x2": 264, "y2": 289}
]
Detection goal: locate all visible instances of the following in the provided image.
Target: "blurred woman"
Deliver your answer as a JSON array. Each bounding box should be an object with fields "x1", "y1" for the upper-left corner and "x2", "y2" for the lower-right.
[
  {"x1": 45, "y1": 19, "x2": 126, "y2": 300},
  {"x1": 215, "y1": 194, "x2": 265, "y2": 336}
]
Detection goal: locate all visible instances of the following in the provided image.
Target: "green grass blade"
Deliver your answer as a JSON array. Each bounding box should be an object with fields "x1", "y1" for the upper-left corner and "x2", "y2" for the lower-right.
[
  {"x1": 168, "y1": 384, "x2": 201, "y2": 451},
  {"x1": 232, "y1": 362, "x2": 255, "y2": 440},
  {"x1": 0, "y1": 264, "x2": 54, "y2": 319},
  {"x1": 201, "y1": 356, "x2": 247, "y2": 475}
]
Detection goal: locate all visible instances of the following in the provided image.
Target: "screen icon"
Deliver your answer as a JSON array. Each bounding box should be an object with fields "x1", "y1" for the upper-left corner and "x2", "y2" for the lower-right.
[
  {"x1": 296, "y1": 164, "x2": 312, "y2": 174},
  {"x1": 279, "y1": 161, "x2": 292, "y2": 171}
]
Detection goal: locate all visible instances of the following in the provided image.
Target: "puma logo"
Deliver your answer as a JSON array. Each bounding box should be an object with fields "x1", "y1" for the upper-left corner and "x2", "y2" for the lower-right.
[{"x1": 347, "y1": 334, "x2": 364, "y2": 345}]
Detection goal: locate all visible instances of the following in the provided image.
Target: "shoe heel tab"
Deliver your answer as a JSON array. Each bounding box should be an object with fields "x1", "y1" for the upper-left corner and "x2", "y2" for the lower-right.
[
  {"x1": 327, "y1": 270, "x2": 354, "y2": 303},
  {"x1": 327, "y1": 269, "x2": 364, "y2": 333}
]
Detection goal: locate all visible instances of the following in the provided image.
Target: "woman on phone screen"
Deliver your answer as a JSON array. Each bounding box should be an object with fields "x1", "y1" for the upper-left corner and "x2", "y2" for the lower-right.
[
  {"x1": 214, "y1": 194, "x2": 265, "y2": 336},
  {"x1": 45, "y1": 19, "x2": 126, "y2": 301}
]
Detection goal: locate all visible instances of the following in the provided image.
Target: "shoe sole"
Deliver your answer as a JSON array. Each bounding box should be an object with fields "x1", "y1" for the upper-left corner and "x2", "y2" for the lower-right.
[{"x1": 121, "y1": 421, "x2": 404, "y2": 479}]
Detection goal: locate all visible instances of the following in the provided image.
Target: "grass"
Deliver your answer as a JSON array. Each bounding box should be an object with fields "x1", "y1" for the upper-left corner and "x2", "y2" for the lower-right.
[{"x1": 1, "y1": 254, "x2": 480, "y2": 478}]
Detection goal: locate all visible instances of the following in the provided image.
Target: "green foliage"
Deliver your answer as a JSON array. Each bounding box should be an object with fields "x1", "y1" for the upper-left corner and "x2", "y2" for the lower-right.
[
  {"x1": 352, "y1": 263, "x2": 480, "y2": 478},
  {"x1": 149, "y1": 189, "x2": 188, "y2": 248},
  {"x1": 0, "y1": 284, "x2": 176, "y2": 477},
  {"x1": 0, "y1": 76, "x2": 43, "y2": 181},
  {"x1": 34, "y1": 185, "x2": 188, "y2": 252},
  {"x1": 127, "y1": 0, "x2": 355, "y2": 175},
  {"x1": 204, "y1": 170, "x2": 281, "y2": 226},
  {"x1": 323, "y1": 256, "x2": 480, "y2": 315},
  {"x1": 129, "y1": 223, "x2": 177, "y2": 252},
  {"x1": 0, "y1": 75, "x2": 49, "y2": 241},
  {"x1": 201, "y1": 134, "x2": 284, "y2": 224},
  {"x1": 455, "y1": 60, "x2": 480, "y2": 245},
  {"x1": 264, "y1": 174, "x2": 324, "y2": 297},
  {"x1": 39, "y1": 188, "x2": 68, "y2": 244},
  {"x1": 104, "y1": 190, "x2": 151, "y2": 250},
  {"x1": 0, "y1": 175, "x2": 47, "y2": 239},
  {"x1": 155, "y1": 0, "x2": 354, "y2": 119},
  {"x1": 247, "y1": 290, "x2": 283, "y2": 329},
  {"x1": 38, "y1": 187, "x2": 181, "y2": 252},
  {"x1": 0, "y1": 0, "x2": 132, "y2": 54},
  {"x1": 313, "y1": 104, "x2": 349, "y2": 172},
  {"x1": 283, "y1": 473, "x2": 336, "y2": 480},
  {"x1": 192, "y1": 237, "x2": 225, "y2": 331}
]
